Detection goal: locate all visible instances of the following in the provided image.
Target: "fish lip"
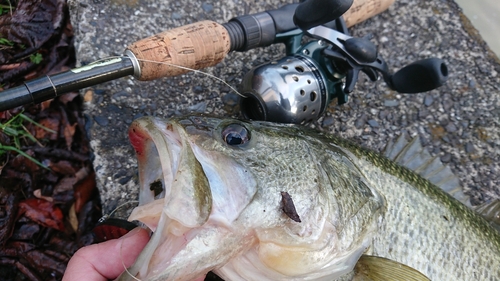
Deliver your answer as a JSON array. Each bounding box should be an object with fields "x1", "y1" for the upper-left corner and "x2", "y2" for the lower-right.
[
  {"x1": 129, "y1": 116, "x2": 213, "y2": 229},
  {"x1": 129, "y1": 117, "x2": 182, "y2": 210},
  {"x1": 126, "y1": 117, "x2": 198, "y2": 278}
]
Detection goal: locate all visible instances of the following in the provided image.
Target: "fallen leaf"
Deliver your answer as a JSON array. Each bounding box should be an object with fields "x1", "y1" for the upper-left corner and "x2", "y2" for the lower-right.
[
  {"x1": 74, "y1": 171, "x2": 96, "y2": 214},
  {"x1": 33, "y1": 189, "x2": 54, "y2": 202},
  {"x1": 74, "y1": 167, "x2": 89, "y2": 181},
  {"x1": 10, "y1": 151, "x2": 41, "y2": 173},
  {"x1": 0, "y1": 111, "x2": 12, "y2": 120},
  {"x1": 0, "y1": 186, "x2": 20, "y2": 246},
  {"x1": 58, "y1": 92, "x2": 79, "y2": 105},
  {"x1": 40, "y1": 99, "x2": 53, "y2": 111},
  {"x1": 35, "y1": 118, "x2": 59, "y2": 140},
  {"x1": 63, "y1": 122, "x2": 77, "y2": 149},
  {"x1": 18, "y1": 198, "x2": 65, "y2": 231},
  {"x1": 0, "y1": 63, "x2": 21, "y2": 70},
  {"x1": 53, "y1": 176, "x2": 77, "y2": 195},
  {"x1": 48, "y1": 160, "x2": 75, "y2": 175},
  {"x1": 24, "y1": 249, "x2": 66, "y2": 277},
  {"x1": 10, "y1": 223, "x2": 40, "y2": 240},
  {"x1": 23, "y1": 70, "x2": 39, "y2": 80},
  {"x1": 68, "y1": 204, "x2": 78, "y2": 232},
  {"x1": 83, "y1": 89, "x2": 93, "y2": 102}
]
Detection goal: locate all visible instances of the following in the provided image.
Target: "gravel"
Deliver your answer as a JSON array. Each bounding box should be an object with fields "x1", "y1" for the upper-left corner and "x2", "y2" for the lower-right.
[{"x1": 68, "y1": 0, "x2": 500, "y2": 215}]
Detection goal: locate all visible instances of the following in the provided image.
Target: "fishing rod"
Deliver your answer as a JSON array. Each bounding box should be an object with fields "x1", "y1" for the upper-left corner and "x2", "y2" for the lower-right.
[{"x1": 0, "y1": 0, "x2": 447, "y2": 124}]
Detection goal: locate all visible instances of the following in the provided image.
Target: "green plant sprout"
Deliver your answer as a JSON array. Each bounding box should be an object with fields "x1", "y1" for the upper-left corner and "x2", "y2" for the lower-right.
[
  {"x1": 0, "y1": 113, "x2": 56, "y2": 169},
  {"x1": 29, "y1": 53, "x2": 43, "y2": 64},
  {"x1": 0, "y1": 2, "x2": 13, "y2": 16},
  {"x1": 0, "y1": 37, "x2": 14, "y2": 46}
]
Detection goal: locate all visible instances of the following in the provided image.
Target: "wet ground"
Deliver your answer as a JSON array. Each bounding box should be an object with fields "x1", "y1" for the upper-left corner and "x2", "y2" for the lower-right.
[
  {"x1": 68, "y1": 0, "x2": 500, "y2": 217},
  {"x1": 1, "y1": 0, "x2": 498, "y2": 280},
  {"x1": 0, "y1": 1, "x2": 100, "y2": 279},
  {"x1": 455, "y1": 0, "x2": 500, "y2": 58}
]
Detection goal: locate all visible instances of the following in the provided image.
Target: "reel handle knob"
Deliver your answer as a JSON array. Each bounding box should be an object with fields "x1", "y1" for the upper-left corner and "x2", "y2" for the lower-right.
[
  {"x1": 294, "y1": 0, "x2": 353, "y2": 30},
  {"x1": 390, "y1": 58, "x2": 448, "y2": 93}
]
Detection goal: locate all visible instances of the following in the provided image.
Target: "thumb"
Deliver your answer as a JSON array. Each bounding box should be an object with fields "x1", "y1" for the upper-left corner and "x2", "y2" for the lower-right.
[{"x1": 63, "y1": 227, "x2": 150, "y2": 281}]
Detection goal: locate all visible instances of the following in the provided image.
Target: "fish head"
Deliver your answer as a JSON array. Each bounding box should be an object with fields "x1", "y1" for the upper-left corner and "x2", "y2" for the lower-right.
[{"x1": 120, "y1": 115, "x2": 383, "y2": 281}]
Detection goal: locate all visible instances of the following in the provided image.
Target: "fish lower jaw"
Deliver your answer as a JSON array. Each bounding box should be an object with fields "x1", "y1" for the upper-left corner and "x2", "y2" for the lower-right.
[{"x1": 214, "y1": 237, "x2": 371, "y2": 281}]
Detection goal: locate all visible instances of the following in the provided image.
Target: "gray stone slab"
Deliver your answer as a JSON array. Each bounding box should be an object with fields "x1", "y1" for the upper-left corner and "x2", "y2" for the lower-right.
[{"x1": 68, "y1": 0, "x2": 500, "y2": 216}]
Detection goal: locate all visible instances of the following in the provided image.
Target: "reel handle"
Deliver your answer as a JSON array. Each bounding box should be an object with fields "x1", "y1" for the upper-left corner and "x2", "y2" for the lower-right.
[{"x1": 390, "y1": 58, "x2": 448, "y2": 93}]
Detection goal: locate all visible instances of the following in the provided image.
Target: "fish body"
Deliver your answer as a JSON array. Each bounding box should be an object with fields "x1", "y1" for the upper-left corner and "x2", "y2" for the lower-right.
[{"x1": 119, "y1": 116, "x2": 500, "y2": 281}]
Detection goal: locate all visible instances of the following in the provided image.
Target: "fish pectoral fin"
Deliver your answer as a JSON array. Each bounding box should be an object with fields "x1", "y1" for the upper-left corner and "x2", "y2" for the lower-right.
[
  {"x1": 474, "y1": 199, "x2": 500, "y2": 232},
  {"x1": 353, "y1": 255, "x2": 430, "y2": 281}
]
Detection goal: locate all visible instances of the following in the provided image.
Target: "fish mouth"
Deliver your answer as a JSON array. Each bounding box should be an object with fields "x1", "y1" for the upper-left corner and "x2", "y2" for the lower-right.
[
  {"x1": 128, "y1": 116, "x2": 212, "y2": 229},
  {"x1": 124, "y1": 116, "x2": 214, "y2": 280}
]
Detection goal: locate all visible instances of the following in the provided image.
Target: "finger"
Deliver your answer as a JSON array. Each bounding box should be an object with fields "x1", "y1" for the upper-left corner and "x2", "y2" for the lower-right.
[{"x1": 62, "y1": 227, "x2": 150, "y2": 281}]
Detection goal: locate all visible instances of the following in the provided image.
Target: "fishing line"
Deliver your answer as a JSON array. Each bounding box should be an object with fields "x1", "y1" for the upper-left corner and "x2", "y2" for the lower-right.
[
  {"x1": 105, "y1": 56, "x2": 245, "y2": 281},
  {"x1": 119, "y1": 229, "x2": 143, "y2": 281},
  {"x1": 134, "y1": 58, "x2": 246, "y2": 98},
  {"x1": 98, "y1": 200, "x2": 139, "y2": 223}
]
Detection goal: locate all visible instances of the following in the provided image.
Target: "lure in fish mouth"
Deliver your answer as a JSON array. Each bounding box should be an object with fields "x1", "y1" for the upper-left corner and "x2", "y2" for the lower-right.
[{"x1": 118, "y1": 116, "x2": 384, "y2": 281}]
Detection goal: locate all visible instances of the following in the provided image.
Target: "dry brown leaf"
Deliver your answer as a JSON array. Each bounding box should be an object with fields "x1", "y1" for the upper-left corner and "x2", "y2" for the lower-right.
[
  {"x1": 11, "y1": 152, "x2": 40, "y2": 173},
  {"x1": 53, "y1": 177, "x2": 77, "y2": 194},
  {"x1": 63, "y1": 122, "x2": 77, "y2": 149},
  {"x1": 0, "y1": 63, "x2": 22, "y2": 71},
  {"x1": 40, "y1": 99, "x2": 53, "y2": 111},
  {"x1": 0, "y1": 111, "x2": 12, "y2": 120},
  {"x1": 83, "y1": 89, "x2": 93, "y2": 102},
  {"x1": 33, "y1": 189, "x2": 54, "y2": 202},
  {"x1": 48, "y1": 160, "x2": 76, "y2": 175},
  {"x1": 68, "y1": 204, "x2": 78, "y2": 232},
  {"x1": 74, "y1": 167, "x2": 89, "y2": 181},
  {"x1": 24, "y1": 71, "x2": 39, "y2": 80},
  {"x1": 35, "y1": 118, "x2": 59, "y2": 140},
  {"x1": 18, "y1": 199, "x2": 65, "y2": 231},
  {"x1": 74, "y1": 171, "x2": 96, "y2": 214},
  {"x1": 58, "y1": 92, "x2": 79, "y2": 105}
]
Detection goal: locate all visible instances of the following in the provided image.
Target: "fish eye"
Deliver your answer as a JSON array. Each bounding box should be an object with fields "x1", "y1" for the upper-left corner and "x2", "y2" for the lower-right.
[{"x1": 221, "y1": 123, "x2": 250, "y2": 146}]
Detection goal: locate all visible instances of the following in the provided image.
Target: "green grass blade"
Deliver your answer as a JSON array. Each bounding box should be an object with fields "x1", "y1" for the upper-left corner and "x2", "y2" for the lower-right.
[
  {"x1": 0, "y1": 145, "x2": 49, "y2": 170},
  {"x1": 19, "y1": 113, "x2": 56, "y2": 134}
]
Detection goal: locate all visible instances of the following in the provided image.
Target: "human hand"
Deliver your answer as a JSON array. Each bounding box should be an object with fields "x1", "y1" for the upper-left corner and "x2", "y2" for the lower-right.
[{"x1": 62, "y1": 227, "x2": 150, "y2": 281}]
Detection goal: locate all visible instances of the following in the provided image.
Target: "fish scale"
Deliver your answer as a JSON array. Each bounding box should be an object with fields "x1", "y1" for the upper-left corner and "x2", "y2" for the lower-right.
[
  {"x1": 119, "y1": 116, "x2": 500, "y2": 281},
  {"x1": 329, "y1": 136, "x2": 500, "y2": 280}
]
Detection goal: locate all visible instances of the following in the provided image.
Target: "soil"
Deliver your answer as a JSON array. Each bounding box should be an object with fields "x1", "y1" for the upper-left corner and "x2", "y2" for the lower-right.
[{"x1": 0, "y1": 1, "x2": 101, "y2": 280}]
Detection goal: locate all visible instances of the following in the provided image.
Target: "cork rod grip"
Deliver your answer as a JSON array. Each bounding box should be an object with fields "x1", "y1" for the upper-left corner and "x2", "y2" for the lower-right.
[
  {"x1": 127, "y1": 0, "x2": 394, "y2": 81},
  {"x1": 127, "y1": 21, "x2": 231, "y2": 81},
  {"x1": 343, "y1": 0, "x2": 395, "y2": 27}
]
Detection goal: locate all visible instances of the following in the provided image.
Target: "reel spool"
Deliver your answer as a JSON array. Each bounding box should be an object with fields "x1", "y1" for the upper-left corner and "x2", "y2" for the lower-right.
[{"x1": 240, "y1": 55, "x2": 330, "y2": 124}]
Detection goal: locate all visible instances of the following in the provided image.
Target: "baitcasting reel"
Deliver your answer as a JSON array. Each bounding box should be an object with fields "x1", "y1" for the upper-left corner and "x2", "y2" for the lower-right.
[{"x1": 238, "y1": 9, "x2": 448, "y2": 124}]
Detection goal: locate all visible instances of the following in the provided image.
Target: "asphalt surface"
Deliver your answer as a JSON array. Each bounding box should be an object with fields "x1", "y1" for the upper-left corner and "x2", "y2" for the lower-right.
[{"x1": 68, "y1": 0, "x2": 500, "y2": 216}]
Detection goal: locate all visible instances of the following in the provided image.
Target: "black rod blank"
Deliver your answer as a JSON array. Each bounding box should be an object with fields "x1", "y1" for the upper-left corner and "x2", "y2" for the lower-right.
[{"x1": 0, "y1": 56, "x2": 135, "y2": 111}]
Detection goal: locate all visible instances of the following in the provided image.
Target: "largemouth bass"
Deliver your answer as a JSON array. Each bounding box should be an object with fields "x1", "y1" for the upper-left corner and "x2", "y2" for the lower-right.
[{"x1": 118, "y1": 115, "x2": 500, "y2": 281}]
